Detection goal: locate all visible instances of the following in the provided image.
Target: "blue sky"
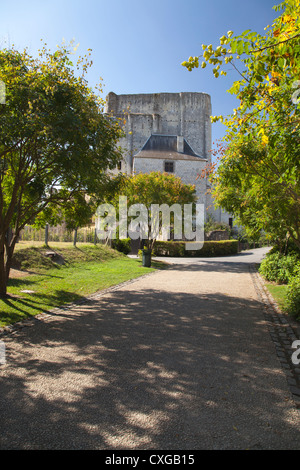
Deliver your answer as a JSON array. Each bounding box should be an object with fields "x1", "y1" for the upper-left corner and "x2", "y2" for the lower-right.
[{"x1": 0, "y1": 0, "x2": 279, "y2": 145}]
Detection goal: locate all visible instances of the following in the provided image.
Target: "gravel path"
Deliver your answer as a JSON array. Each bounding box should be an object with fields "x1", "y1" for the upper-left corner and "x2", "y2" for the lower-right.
[{"x1": 0, "y1": 248, "x2": 299, "y2": 450}]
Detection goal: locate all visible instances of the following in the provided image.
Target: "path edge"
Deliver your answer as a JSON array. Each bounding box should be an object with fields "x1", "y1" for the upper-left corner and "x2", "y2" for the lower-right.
[{"x1": 250, "y1": 264, "x2": 300, "y2": 409}]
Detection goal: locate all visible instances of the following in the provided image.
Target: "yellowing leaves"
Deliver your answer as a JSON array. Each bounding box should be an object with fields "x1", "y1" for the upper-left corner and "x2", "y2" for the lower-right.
[
  {"x1": 273, "y1": 28, "x2": 281, "y2": 38},
  {"x1": 261, "y1": 134, "x2": 269, "y2": 146},
  {"x1": 257, "y1": 126, "x2": 269, "y2": 146},
  {"x1": 271, "y1": 70, "x2": 281, "y2": 83}
]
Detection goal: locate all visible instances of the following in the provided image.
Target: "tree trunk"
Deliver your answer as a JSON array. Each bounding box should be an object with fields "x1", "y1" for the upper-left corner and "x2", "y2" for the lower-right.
[
  {"x1": 5, "y1": 240, "x2": 16, "y2": 284},
  {"x1": 0, "y1": 231, "x2": 19, "y2": 298},
  {"x1": 289, "y1": 232, "x2": 300, "y2": 250}
]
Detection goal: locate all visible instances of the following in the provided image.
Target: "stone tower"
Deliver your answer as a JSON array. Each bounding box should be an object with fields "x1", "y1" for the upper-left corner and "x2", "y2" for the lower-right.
[
  {"x1": 104, "y1": 92, "x2": 212, "y2": 174},
  {"x1": 103, "y1": 91, "x2": 234, "y2": 225}
]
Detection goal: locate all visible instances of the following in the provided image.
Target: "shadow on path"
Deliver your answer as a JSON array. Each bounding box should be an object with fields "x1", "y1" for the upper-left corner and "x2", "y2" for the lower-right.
[{"x1": 0, "y1": 259, "x2": 299, "y2": 450}]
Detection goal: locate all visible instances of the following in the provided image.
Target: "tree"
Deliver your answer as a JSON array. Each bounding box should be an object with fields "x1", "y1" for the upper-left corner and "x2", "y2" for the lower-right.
[
  {"x1": 182, "y1": 0, "x2": 300, "y2": 247},
  {"x1": 0, "y1": 43, "x2": 123, "y2": 297},
  {"x1": 209, "y1": 139, "x2": 300, "y2": 244},
  {"x1": 113, "y1": 171, "x2": 197, "y2": 250}
]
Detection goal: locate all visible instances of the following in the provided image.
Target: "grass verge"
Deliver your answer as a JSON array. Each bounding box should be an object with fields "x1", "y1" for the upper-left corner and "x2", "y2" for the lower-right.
[
  {"x1": 265, "y1": 282, "x2": 288, "y2": 312},
  {"x1": 0, "y1": 243, "x2": 164, "y2": 328}
]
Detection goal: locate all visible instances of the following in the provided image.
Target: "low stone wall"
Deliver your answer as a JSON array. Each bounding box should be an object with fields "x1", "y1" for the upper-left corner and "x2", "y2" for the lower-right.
[{"x1": 205, "y1": 230, "x2": 230, "y2": 241}]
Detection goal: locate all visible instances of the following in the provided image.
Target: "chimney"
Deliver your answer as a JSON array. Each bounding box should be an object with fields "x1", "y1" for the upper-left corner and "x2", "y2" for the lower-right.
[{"x1": 177, "y1": 136, "x2": 184, "y2": 153}]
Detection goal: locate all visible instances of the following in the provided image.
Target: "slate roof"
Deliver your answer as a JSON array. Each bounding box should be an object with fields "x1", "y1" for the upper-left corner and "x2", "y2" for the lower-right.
[{"x1": 134, "y1": 135, "x2": 207, "y2": 161}]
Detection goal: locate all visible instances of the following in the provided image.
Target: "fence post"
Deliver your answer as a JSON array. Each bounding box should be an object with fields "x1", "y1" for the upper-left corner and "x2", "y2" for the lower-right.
[
  {"x1": 45, "y1": 224, "x2": 49, "y2": 246},
  {"x1": 73, "y1": 228, "x2": 78, "y2": 247}
]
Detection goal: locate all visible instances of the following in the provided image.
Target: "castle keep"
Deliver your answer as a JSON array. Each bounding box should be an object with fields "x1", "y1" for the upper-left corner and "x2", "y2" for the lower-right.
[{"x1": 105, "y1": 91, "x2": 229, "y2": 224}]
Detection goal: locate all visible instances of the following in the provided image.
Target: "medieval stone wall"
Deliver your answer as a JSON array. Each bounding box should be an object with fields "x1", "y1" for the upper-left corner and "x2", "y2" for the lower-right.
[{"x1": 105, "y1": 92, "x2": 212, "y2": 173}]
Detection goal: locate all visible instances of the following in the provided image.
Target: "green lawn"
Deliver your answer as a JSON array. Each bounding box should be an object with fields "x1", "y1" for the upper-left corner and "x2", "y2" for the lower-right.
[
  {"x1": 265, "y1": 283, "x2": 288, "y2": 312},
  {"x1": 0, "y1": 244, "x2": 162, "y2": 327}
]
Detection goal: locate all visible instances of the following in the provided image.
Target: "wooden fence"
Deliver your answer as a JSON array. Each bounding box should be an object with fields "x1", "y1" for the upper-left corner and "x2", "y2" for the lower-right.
[{"x1": 19, "y1": 224, "x2": 109, "y2": 246}]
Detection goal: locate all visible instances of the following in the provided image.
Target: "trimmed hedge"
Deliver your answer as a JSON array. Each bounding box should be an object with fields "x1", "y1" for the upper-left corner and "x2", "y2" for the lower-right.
[
  {"x1": 112, "y1": 237, "x2": 131, "y2": 255},
  {"x1": 152, "y1": 240, "x2": 239, "y2": 257}
]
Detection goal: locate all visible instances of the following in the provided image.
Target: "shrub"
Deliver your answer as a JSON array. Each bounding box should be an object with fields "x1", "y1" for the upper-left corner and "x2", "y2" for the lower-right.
[
  {"x1": 152, "y1": 240, "x2": 238, "y2": 257},
  {"x1": 285, "y1": 274, "x2": 300, "y2": 320},
  {"x1": 204, "y1": 214, "x2": 230, "y2": 234},
  {"x1": 152, "y1": 241, "x2": 185, "y2": 257},
  {"x1": 112, "y1": 238, "x2": 131, "y2": 255},
  {"x1": 259, "y1": 252, "x2": 300, "y2": 284},
  {"x1": 270, "y1": 239, "x2": 300, "y2": 256}
]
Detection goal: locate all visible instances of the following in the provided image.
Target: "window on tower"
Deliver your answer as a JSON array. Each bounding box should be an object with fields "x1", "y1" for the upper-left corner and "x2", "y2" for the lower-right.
[{"x1": 164, "y1": 161, "x2": 174, "y2": 173}]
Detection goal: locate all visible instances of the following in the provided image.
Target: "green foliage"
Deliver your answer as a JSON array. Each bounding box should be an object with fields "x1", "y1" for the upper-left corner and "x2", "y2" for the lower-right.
[
  {"x1": 204, "y1": 214, "x2": 230, "y2": 234},
  {"x1": 111, "y1": 172, "x2": 197, "y2": 250},
  {"x1": 259, "y1": 251, "x2": 300, "y2": 284},
  {"x1": 212, "y1": 138, "x2": 300, "y2": 248},
  {"x1": 0, "y1": 43, "x2": 123, "y2": 295},
  {"x1": 269, "y1": 238, "x2": 300, "y2": 256},
  {"x1": 112, "y1": 237, "x2": 131, "y2": 255},
  {"x1": 285, "y1": 273, "x2": 300, "y2": 320},
  {"x1": 152, "y1": 240, "x2": 239, "y2": 257},
  {"x1": 260, "y1": 241, "x2": 300, "y2": 320},
  {"x1": 182, "y1": 0, "x2": 300, "y2": 249},
  {"x1": 233, "y1": 227, "x2": 267, "y2": 245},
  {"x1": 118, "y1": 171, "x2": 197, "y2": 207},
  {"x1": 153, "y1": 241, "x2": 185, "y2": 257}
]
